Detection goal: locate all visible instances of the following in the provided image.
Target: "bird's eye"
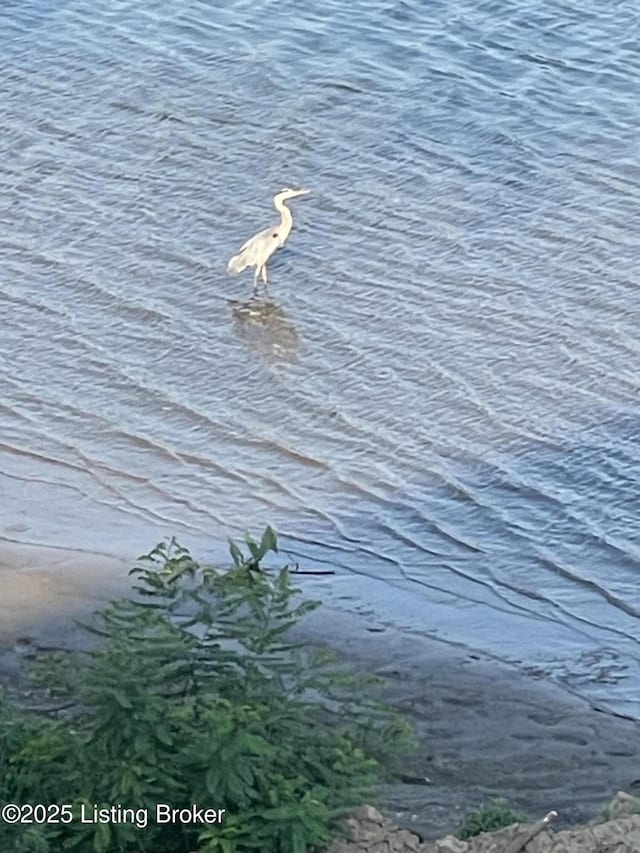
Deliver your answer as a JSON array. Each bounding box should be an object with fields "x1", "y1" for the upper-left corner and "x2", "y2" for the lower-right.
[{"x1": 272, "y1": 233, "x2": 278, "y2": 238}]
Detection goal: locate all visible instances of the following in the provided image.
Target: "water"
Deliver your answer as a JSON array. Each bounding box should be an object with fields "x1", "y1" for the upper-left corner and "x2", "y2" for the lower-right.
[{"x1": 1, "y1": 0, "x2": 640, "y2": 716}]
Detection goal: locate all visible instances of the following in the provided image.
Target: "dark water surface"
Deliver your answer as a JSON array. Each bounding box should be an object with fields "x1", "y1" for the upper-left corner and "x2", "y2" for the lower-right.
[{"x1": 2, "y1": 0, "x2": 640, "y2": 715}]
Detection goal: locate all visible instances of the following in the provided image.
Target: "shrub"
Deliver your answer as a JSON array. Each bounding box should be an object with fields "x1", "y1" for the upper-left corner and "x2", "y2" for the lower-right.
[
  {"x1": 457, "y1": 797, "x2": 527, "y2": 839},
  {"x1": 0, "y1": 528, "x2": 412, "y2": 853}
]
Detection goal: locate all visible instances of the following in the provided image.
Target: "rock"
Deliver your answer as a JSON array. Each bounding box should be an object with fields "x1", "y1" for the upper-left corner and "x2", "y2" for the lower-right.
[
  {"x1": 591, "y1": 814, "x2": 640, "y2": 850},
  {"x1": 323, "y1": 793, "x2": 640, "y2": 853},
  {"x1": 325, "y1": 807, "x2": 424, "y2": 853},
  {"x1": 391, "y1": 829, "x2": 422, "y2": 852},
  {"x1": 595, "y1": 790, "x2": 640, "y2": 822},
  {"x1": 351, "y1": 805, "x2": 386, "y2": 824},
  {"x1": 435, "y1": 835, "x2": 469, "y2": 853}
]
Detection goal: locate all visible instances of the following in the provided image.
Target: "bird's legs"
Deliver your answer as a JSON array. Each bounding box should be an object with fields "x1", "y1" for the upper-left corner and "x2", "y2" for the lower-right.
[{"x1": 253, "y1": 264, "x2": 269, "y2": 298}]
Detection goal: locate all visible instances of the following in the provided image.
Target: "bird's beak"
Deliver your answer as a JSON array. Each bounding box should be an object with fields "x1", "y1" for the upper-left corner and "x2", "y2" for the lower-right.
[{"x1": 296, "y1": 188, "x2": 310, "y2": 196}]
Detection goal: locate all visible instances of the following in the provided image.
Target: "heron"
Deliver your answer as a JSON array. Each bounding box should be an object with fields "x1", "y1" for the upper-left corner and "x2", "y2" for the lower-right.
[{"x1": 227, "y1": 187, "x2": 309, "y2": 287}]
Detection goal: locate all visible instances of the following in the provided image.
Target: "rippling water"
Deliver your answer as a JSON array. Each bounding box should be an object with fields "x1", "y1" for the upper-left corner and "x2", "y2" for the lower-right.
[{"x1": 2, "y1": 0, "x2": 640, "y2": 715}]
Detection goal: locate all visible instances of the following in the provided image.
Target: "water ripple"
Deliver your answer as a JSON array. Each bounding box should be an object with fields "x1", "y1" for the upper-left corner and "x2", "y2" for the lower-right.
[{"x1": 1, "y1": 0, "x2": 640, "y2": 716}]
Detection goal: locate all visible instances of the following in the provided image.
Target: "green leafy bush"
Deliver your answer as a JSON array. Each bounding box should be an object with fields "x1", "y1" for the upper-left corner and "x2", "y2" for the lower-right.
[
  {"x1": 457, "y1": 797, "x2": 527, "y2": 839},
  {"x1": 0, "y1": 528, "x2": 412, "y2": 853}
]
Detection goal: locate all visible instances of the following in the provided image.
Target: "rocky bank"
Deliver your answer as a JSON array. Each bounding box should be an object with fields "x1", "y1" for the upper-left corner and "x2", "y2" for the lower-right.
[{"x1": 325, "y1": 792, "x2": 640, "y2": 853}]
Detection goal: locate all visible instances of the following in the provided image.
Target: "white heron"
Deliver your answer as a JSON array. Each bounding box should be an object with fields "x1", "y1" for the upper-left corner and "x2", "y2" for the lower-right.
[{"x1": 227, "y1": 187, "x2": 309, "y2": 287}]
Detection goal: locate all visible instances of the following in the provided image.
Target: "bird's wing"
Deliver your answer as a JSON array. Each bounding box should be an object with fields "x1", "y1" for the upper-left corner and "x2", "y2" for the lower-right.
[
  {"x1": 236, "y1": 223, "x2": 281, "y2": 254},
  {"x1": 228, "y1": 223, "x2": 283, "y2": 274}
]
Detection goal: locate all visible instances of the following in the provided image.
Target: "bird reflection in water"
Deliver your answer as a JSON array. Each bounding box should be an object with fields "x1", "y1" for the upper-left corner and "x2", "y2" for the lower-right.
[
  {"x1": 226, "y1": 186, "x2": 308, "y2": 361},
  {"x1": 228, "y1": 294, "x2": 299, "y2": 363}
]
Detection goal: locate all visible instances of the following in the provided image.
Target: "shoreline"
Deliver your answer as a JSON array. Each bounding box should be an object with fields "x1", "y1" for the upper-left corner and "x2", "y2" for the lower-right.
[
  {"x1": 291, "y1": 605, "x2": 640, "y2": 839},
  {"x1": 0, "y1": 538, "x2": 130, "y2": 645},
  {"x1": 2, "y1": 541, "x2": 640, "y2": 840}
]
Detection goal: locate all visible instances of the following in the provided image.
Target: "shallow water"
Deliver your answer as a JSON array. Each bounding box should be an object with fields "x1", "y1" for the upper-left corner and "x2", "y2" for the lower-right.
[{"x1": 1, "y1": 0, "x2": 640, "y2": 715}]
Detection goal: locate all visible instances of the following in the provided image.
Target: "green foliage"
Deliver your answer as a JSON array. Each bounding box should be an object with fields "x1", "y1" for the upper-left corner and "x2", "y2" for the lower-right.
[
  {"x1": 457, "y1": 797, "x2": 527, "y2": 839},
  {"x1": 0, "y1": 528, "x2": 412, "y2": 853}
]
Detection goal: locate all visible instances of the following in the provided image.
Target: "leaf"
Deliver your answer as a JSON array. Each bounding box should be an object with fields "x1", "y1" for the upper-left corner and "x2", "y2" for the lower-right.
[
  {"x1": 260, "y1": 526, "x2": 278, "y2": 555},
  {"x1": 245, "y1": 536, "x2": 260, "y2": 560},
  {"x1": 205, "y1": 763, "x2": 221, "y2": 797},
  {"x1": 228, "y1": 539, "x2": 244, "y2": 567},
  {"x1": 92, "y1": 821, "x2": 111, "y2": 853},
  {"x1": 153, "y1": 724, "x2": 174, "y2": 746},
  {"x1": 111, "y1": 689, "x2": 133, "y2": 709}
]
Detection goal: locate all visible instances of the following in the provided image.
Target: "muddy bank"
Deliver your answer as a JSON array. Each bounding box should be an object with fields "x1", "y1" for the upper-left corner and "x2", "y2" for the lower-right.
[{"x1": 293, "y1": 606, "x2": 640, "y2": 840}]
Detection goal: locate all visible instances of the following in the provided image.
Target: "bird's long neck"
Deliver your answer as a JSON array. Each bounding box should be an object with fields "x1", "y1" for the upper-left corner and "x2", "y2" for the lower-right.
[{"x1": 273, "y1": 194, "x2": 293, "y2": 238}]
